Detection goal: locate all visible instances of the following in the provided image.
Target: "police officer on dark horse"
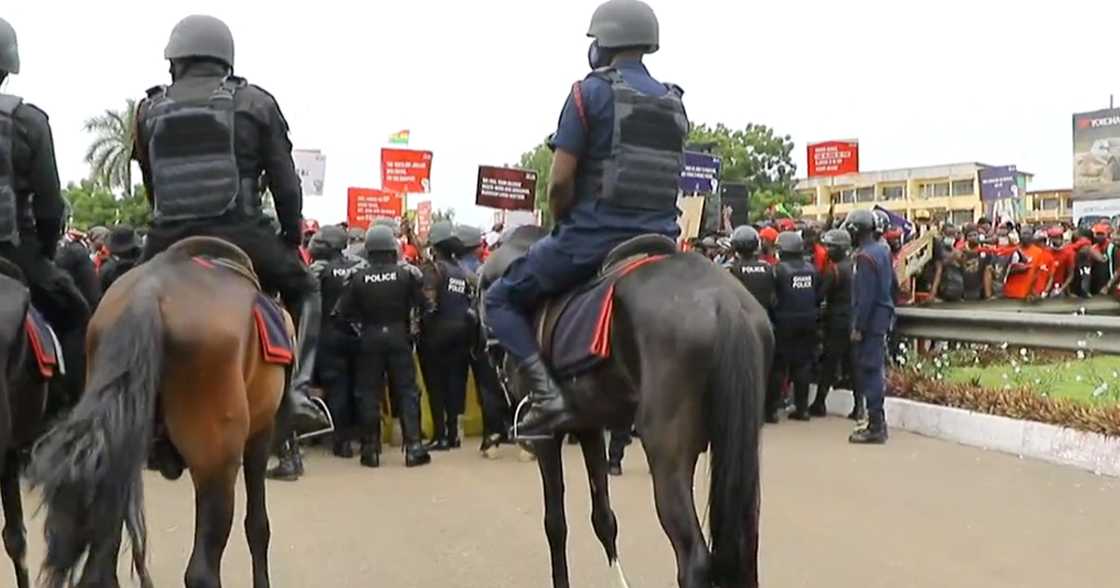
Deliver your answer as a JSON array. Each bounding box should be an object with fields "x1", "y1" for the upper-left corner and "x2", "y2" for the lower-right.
[
  {"x1": 131, "y1": 15, "x2": 330, "y2": 452},
  {"x1": 484, "y1": 1, "x2": 770, "y2": 586}
]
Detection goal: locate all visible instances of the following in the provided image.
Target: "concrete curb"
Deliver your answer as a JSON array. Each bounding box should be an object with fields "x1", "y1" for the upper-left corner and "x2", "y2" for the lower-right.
[{"x1": 823, "y1": 390, "x2": 1120, "y2": 478}]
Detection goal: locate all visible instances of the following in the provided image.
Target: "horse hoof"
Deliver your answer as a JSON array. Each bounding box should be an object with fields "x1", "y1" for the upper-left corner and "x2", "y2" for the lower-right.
[{"x1": 608, "y1": 463, "x2": 622, "y2": 477}]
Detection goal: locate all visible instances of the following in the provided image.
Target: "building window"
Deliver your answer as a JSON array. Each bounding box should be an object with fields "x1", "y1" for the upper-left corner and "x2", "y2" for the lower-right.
[
  {"x1": 881, "y1": 185, "x2": 906, "y2": 200},
  {"x1": 856, "y1": 186, "x2": 875, "y2": 202},
  {"x1": 832, "y1": 189, "x2": 856, "y2": 204},
  {"x1": 1041, "y1": 199, "x2": 1060, "y2": 211},
  {"x1": 918, "y1": 182, "x2": 951, "y2": 199},
  {"x1": 950, "y1": 209, "x2": 974, "y2": 226},
  {"x1": 951, "y1": 179, "x2": 975, "y2": 196}
]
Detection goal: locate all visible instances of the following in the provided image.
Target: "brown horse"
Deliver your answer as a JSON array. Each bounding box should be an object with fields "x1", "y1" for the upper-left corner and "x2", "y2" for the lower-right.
[
  {"x1": 0, "y1": 265, "x2": 52, "y2": 588},
  {"x1": 30, "y1": 237, "x2": 287, "y2": 588},
  {"x1": 484, "y1": 229, "x2": 772, "y2": 588}
]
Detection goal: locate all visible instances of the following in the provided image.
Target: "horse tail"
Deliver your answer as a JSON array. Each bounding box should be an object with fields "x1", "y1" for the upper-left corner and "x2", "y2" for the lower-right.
[
  {"x1": 707, "y1": 302, "x2": 765, "y2": 587},
  {"x1": 30, "y1": 278, "x2": 163, "y2": 586}
]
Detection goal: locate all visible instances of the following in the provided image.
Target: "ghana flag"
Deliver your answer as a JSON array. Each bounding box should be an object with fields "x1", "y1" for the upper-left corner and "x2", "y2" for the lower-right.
[{"x1": 388, "y1": 130, "x2": 410, "y2": 145}]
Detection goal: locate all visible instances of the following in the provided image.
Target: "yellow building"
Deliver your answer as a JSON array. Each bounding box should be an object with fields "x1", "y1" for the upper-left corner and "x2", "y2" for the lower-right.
[
  {"x1": 1022, "y1": 189, "x2": 1072, "y2": 223},
  {"x1": 796, "y1": 162, "x2": 1033, "y2": 226}
]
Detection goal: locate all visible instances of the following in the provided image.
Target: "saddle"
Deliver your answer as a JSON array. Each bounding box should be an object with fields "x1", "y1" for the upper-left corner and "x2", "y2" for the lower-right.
[
  {"x1": 168, "y1": 236, "x2": 261, "y2": 290},
  {"x1": 534, "y1": 235, "x2": 677, "y2": 378},
  {"x1": 0, "y1": 261, "x2": 61, "y2": 378}
]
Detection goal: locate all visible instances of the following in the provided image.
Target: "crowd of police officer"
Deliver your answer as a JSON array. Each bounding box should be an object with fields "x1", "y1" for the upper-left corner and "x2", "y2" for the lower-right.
[{"x1": 726, "y1": 209, "x2": 896, "y2": 444}]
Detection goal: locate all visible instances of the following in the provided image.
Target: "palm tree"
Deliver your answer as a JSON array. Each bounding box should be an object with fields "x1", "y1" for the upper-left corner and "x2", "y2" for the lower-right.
[{"x1": 84, "y1": 99, "x2": 137, "y2": 196}]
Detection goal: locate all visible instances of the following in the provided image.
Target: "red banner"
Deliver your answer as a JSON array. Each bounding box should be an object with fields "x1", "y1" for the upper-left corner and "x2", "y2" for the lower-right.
[
  {"x1": 347, "y1": 187, "x2": 403, "y2": 230},
  {"x1": 807, "y1": 140, "x2": 860, "y2": 177},
  {"x1": 415, "y1": 200, "x2": 432, "y2": 242},
  {"x1": 381, "y1": 148, "x2": 433, "y2": 193}
]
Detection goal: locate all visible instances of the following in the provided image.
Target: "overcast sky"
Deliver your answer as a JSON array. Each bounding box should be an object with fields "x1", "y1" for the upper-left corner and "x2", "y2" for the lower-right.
[{"x1": 3, "y1": 1, "x2": 1117, "y2": 227}]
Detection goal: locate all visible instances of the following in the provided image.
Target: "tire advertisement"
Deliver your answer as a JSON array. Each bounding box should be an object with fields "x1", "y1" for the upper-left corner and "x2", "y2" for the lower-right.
[{"x1": 1073, "y1": 108, "x2": 1120, "y2": 201}]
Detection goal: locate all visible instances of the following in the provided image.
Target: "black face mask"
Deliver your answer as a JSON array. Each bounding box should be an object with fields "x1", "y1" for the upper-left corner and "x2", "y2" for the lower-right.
[{"x1": 588, "y1": 40, "x2": 611, "y2": 69}]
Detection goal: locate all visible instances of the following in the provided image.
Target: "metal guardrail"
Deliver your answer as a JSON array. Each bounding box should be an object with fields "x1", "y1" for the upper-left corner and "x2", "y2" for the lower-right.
[
  {"x1": 927, "y1": 296, "x2": 1120, "y2": 316},
  {"x1": 895, "y1": 305, "x2": 1120, "y2": 354}
]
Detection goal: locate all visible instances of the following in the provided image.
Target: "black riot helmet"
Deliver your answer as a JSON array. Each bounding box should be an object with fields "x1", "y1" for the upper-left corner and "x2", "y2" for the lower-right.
[
  {"x1": 844, "y1": 209, "x2": 877, "y2": 242},
  {"x1": 587, "y1": 0, "x2": 660, "y2": 53},
  {"x1": 317, "y1": 225, "x2": 348, "y2": 250},
  {"x1": 457, "y1": 225, "x2": 483, "y2": 249},
  {"x1": 427, "y1": 221, "x2": 456, "y2": 247},
  {"x1": 776, "y1": 231, "x2": 804, "y2": 256},
  {"x1": 0, "y1": 17, "x2": 19, "y2": 75},
  {"x1": 822, "y1": 228, "x2": 851, "y2": 262},
  {"x1": 730, "y1": 225, "x2": 760, "y2": 255},
  {"x1": 165, "y1": 15, "x2": 235, "y2": 69},
  {"x1": 365, "y1": 225, "x2": 398, "y2": 254}
]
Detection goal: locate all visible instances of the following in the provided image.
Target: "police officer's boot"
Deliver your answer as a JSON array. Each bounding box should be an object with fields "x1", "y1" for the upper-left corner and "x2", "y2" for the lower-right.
[
  {"x1": 283, "y1": 290, "x2": 331, "y2": 435},
  {"x1": 267, "y1": 435, "x2": 302, "y2": 481},
  {"x1": 848, "y1": 391, "x2": 867, "y2": 421},
  {"x1": 399, "y1": 402, "x2": 432, "y2": 467},
  {"x1": 512, "y1": 354, "x2": 573, "y2": 440},
  {"x1": 360, "y1": 435, "x2": 380, "y2": 468},
  {"x1": 789, "y1": 380, "x2": 811, "y2": 421},
  {"x1": 447, "y1": 415, "x2": 461, "y2": 449},
  {"x1": 849, "y1": 412, "x2": 888, "y2": 444},
  {"x1": 332, "y1": 436, "x2": 354, "y2": 459}
]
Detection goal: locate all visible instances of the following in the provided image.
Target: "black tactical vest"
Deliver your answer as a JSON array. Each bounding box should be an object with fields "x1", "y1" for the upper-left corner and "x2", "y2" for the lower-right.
[
  {"x1": 773, "y1": 260, "x2": 819, "y2": 328},
  {"x1": 432, "y1": 259, "x2": 473, "y2": 323},
  {"x1": 320, "y1": 255, "x2": 363, "y2": 318},
  {"x1": 351, "y1": 263, "x2": 413, "y2": 327},
  {"x1": 730, "y1": 258, "x2": 776, "y2": 312},
  {"x1": 578, "y1": 68, "x2": 688, "y2": 212},
  {"x1": 143, "y1": 78, "x2": 247, "y2": 222},
  {"x1": 0, "y1": 94, "x2": 22, "y2": 245},
  {"x1": 821, "y1": 258, "x2": 853, "y2": 328}
]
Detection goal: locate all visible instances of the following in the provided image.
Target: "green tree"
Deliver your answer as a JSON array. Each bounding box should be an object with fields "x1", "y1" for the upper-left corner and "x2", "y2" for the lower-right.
[
  {"x1": 687, "y1": 123, "x2": 799, "y2": 217},
  {"x1": 431, "y1": 208, "x2": 456, "y2": 223},
  {"x1": 64, "y1": 180, "x2": 151, "y2": 229},
  {"x1": 84, "y1": 99, "x2": 137, "y2": 196},
  {"x1": 517, "y1": 140, "x2": 553, "y2": 227}
]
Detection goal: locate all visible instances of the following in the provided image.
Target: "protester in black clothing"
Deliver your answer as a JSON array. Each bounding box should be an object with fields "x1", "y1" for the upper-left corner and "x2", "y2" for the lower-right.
[
  {"x1": 811, "y1": 229, "x2": 857, "y2": 418},
  {"x1": 958, "y1": 229, "x2": 993, "y2": 301},
  {"x1": 98, "y1": 225, "x2": 143, "y2": 293}
]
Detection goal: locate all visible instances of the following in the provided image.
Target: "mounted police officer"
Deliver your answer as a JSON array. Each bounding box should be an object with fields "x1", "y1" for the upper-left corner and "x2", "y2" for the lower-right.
[
  {"x1": 308, "y1": 225, "x2": 366, "y2": 460},
  {"x1": 419, "y1": 221, "x2": 474, "y2": 450},
  {"x1": 728, "y1": 225, "x2": 776, "y2": 313},
  {"x1": 845, "y1": 209, "x2": 896, "y2": 444},
  {"x1": 0, "y1": 17, "x2": 91, "y2": 403},
  {"x1": 131, "y1": 15, "x2": 329, "y2": 436},
  {"x1": 457, "y1": 224, "x2": 510, "y2": 453},
  {"x1": 335, "y1": 226, "x2": 432, "y2": 468},
  {"x1": 485, "y1": 0, "x2": 687, "y2": 439},
  {"x1": 768, "y1": 231, "x2": 819, "y2": 423},
  {"x1": 811, "y1": 228, "x2": 859, "y2": 418}
]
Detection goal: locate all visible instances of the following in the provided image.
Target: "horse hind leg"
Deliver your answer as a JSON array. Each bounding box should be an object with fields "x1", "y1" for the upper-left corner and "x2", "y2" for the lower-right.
[
  {"x1": 185, "y1": 464, "x2": 239, "y2": 588},
  {"x1": 1, "y1": 452, "x2": 30, "y2": 588},
  {"x1": 535, "y1": 436, "x2": 571, "y2": 588},
  {"x1": 243, "y1": 429, "x2": 274, "y2": 588},
  {"x1": 575, "y1": 430, "x2": 629, "y2": 588},
  {"x1": 643, "y1": 432, "x2": 711, "y2": 588}
]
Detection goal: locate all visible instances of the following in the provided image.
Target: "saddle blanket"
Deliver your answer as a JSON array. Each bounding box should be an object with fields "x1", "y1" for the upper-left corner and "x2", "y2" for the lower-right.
[
  {"x1": 25, "y1": 306, "x2": 59, "y2": 378},
  {"x1": 541, "y1": 255, "x2": 666, "y2": 379},
  {"x1": 253, "y1": 294, "x2": 295, "y2": 366}
]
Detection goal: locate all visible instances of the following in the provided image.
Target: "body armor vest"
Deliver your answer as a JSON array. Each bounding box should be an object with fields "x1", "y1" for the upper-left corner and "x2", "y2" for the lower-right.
[
  {"x1": 730, "y1": 258, "x2": 775, "y2": 311},
  {"x1": 352, "y1": 263, "x2": 413, "y2": 327},
  {"x1": 0, "y1": 94, "x2": 23, "y2": 245},
  {"x1": 320, "y1": 255, "x2": 364, "y2": 317},
  {"x1": 144, "y1": 78, "x2": 251, "y2": 222},
  {"x1": 773, "y1": 260, "x2": 818, "y2": 328},
  {"x1": 432, "y1": 259, "x2": 473, "y2": 323},
  {"x1": 577, "y1": 68, "x2": 688, "y2": 212},
  {"x1": 821, "y1": 258, "x2": 853, "y2": 328}
]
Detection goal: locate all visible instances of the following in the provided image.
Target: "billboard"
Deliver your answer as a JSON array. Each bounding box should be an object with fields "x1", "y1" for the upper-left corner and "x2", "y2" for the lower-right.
[
  {"x1": 679, "y1": 151, "x2": 721, "y2": 193},
  {"x1": 381, "y1": 148, "x2": 433, "y2": 193},
  {"x1": 347, "y1": 187, "x2": 403, "y2": 230},
  {"x1": 979, "y1": 165, "x2": 1025, "y2": 222},
  {"x1": 475, "y1": 166, "x2": 538, "y2": 211},
  {"x1": 292, "y1": 149, "x2": 326, "y2": 197},
  {"x1": 1073, "y1": 108, "x2": 1120, "y2": 200},
  {"x1": 720, "y1": 183, "x2": 749, "y2": 227},
  {"x1": 807, "y1": 140, "x2": 860, "y2": 177}
]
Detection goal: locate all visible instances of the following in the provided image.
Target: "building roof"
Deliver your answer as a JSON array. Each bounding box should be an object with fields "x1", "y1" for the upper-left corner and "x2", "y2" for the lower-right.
[{"x1": 797, "y1": 162, "x2": 1034, "y2": 189}]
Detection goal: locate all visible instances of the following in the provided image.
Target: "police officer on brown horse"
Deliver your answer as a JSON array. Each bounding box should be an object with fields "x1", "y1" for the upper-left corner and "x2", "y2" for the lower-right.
[
  {"x1": 132, "y1": 15, "x2": 328, "y2": 435},
  {"x1": 0, "y1": 17, "x2": 91, "y2": 406}
]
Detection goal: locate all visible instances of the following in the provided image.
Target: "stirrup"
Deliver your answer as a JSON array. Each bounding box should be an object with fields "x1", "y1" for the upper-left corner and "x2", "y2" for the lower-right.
[
  {"x1": 297, "y1": 396, "x2": 335, "y2": 441},
  {"x1": 510, "y1": 396, "x2": 554, "y2": 442}
]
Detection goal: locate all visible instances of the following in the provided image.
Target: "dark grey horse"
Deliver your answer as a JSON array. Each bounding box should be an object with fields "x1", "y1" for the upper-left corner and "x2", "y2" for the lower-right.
[
  {"x1": 484, "y1": 228, "x2": 772, "y2": 588},
  {"x1": 0, "y1": 263, "x2": 53, "y2": 588}
]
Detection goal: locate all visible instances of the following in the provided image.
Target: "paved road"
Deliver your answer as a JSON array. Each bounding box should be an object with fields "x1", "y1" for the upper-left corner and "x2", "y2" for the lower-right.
[{"x1": 20, "y1": 417, "x2": 1119, "y2": 587}]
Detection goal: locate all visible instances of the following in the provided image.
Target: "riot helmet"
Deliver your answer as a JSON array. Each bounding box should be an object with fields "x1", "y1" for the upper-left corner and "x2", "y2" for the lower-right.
[
  {"x1": 318, "y1": 225, "x2": 348, "y2": 250},
  {"x1": 428, "y1": 221, "x2": 456, "y2": 247},
  {"x1": 365, "y1": 225, "x2": 398, "y2": 253},
  {"x1": 844, "y1": 209, "x2": 876, "y2": 241},
  {"x1": 457, "y1": 225, "x2": 483, "y2": 249},
  {"x1": 776, "y1": 231, "x2": 803, "y2": 255},
  {"x1": 373, "y1": 217, "x2": 401, "y2": 237},
  {"x1": 822, "y1": 228, "x2": 851, "y2": 262},
  {"x1": 0, "y1": 18, "x2": 19, "y2": 75},
  {"x1": 165, "y1": 15, "x2": 235, "y2": 69},
  {"x1": 730, "y1": 225, "x2": 760, "y2": 255},
  {"x1": 587, "y1": 0, "x2": 660, "y2": 53}
]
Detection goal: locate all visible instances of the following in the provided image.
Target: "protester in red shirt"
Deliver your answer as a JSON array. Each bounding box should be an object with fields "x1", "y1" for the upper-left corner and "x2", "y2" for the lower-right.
[
  {"x1": 759, "y1": 226, "x2": 779, "y2": 265},
  {"x1": 1046, "y1": 226, "x2": 1074, "y2": 297}
]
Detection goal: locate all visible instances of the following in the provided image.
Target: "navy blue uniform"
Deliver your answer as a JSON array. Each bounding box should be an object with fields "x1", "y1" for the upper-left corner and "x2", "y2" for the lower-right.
[
  {"x1": 851, "y1": 240, "x2": 896, "y2": 425},
  {"x1": 768, "y1": 258, "x2": 819, "y2": 417},
  {"x1": 485, "y1": 58, "x2": 683, "y2": 362}
]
